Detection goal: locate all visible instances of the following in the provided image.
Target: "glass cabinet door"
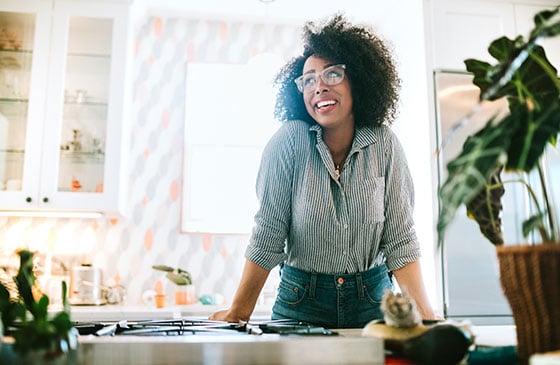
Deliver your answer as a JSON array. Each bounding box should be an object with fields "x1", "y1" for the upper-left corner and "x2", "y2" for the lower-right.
[
  {"x1": 57, "y1": 17, "x2": 112, "y2": 194},
  {"x1": 0, "y1": 11, "x2": 35, "y2": 193},
  {"x1": 0, "y1": 1, "x2": 130, "y2": 214},
  {"x1": 39, "y1": 0, "x2": 130, "y2": 213}
]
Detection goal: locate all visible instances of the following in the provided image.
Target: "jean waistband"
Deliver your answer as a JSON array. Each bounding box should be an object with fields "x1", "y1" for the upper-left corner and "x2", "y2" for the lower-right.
[{"x1": 280, "y1": 264, "x2": 389, "y2": 288}]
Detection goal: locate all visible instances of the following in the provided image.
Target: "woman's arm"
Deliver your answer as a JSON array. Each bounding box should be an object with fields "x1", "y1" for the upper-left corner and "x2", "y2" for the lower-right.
[
  {"x1": 392, "y1": 261, "x2": 438, "y2": 320},
  {"x1": 209, "y1": 259, "x2": 270, "y2": 322}
]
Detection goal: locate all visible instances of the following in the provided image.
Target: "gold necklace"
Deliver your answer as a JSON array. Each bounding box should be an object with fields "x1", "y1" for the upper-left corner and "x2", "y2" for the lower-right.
[{"x1": 335, "y1": 164, "x2": 341, "y2": 180}]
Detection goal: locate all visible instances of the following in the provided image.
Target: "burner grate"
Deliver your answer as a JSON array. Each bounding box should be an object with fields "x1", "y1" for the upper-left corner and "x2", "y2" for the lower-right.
[{"x1": 73, "y1": 318, "x2": 338, "y2": 337}]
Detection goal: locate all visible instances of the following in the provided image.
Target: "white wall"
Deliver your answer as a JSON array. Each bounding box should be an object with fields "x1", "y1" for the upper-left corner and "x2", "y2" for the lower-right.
[{"x1": 140, "y1": 0, "x2": 439, "y2": 311}]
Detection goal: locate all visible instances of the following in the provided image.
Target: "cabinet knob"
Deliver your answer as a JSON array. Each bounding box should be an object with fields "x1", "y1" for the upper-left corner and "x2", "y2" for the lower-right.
[
  {"x1": 43, "y1": 197, "x2": 49, "y2": 203},
  {"x1": 26, "y1": 197, "x2": 32, "y2": 203}
]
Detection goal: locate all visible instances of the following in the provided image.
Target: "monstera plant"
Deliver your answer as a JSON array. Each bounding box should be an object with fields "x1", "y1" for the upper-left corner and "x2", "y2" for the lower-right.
[
  {"x1": 437, "y1": 6, "x2": 560, "y2": 246},
  {"x1": 436, "y1": 6, "x2": 560, "y2": 364}
]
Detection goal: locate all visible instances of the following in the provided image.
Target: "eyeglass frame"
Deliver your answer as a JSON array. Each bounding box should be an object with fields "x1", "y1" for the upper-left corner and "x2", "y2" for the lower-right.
[{"x1": 294, "y1": 64, "x2": 347, "y2": 93}]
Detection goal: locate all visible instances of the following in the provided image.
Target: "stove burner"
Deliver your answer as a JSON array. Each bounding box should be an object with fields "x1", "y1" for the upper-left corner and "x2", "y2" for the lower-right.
[{"x1": 73, "y1": 318, "x2": 337, "y2": 337}]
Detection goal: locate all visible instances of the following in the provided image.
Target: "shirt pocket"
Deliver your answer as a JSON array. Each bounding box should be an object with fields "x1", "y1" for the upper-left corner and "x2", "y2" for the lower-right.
[{"x1": 355, "y1": 176, "x2": 385, "y2": 224}]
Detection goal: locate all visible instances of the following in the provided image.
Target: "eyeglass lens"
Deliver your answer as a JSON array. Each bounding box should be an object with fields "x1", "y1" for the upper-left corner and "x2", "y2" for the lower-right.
[{"x1": 295, "y1": 64, "x2": 346, "y2": 93}]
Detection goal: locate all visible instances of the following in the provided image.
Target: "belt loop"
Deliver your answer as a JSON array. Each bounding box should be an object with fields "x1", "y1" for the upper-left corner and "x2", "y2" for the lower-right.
[
  {"x1": 308, "y1": 273, "x2": 317, "y2": 299},
  {"x1": 356, "y1": 272, "x2": 364, "y2": 299}
]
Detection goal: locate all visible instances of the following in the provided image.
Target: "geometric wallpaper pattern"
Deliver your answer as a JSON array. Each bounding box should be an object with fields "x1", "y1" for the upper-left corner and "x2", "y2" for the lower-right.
[{"x1": 0, "y1": 16, "x2": 300, "y2": 307}]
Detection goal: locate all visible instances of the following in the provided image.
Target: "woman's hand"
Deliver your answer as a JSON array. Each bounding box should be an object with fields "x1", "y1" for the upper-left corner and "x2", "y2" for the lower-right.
[
  {"x1": 208, "y1": 308, "x2": 247, "y2": 323},
  {"x1": 208, "y1": 260, "x2": 270, "y2": 323}
]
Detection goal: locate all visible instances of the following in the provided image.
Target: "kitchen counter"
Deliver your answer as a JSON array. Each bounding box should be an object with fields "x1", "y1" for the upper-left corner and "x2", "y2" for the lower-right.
[
  {"x1": 75, "y1": 324, "x2": 516, "y2": 365},
  {"x1": 471, "y1": 325, "x2": 516, "y2": 347},
  {"x1": 64, "y1": 305, "x2": 517, "y2": 346},
  {"x1": 61, "y1": 305, "x2": 382, "y2": 364},
  {"x1": 78, "y1": 332, "x2": 384, "y2": 365},
  {"x1": 51, "y1": 303, "x2": 274, "y2": 322},
  {"x1": 48, "y1": 305, "x2": 519, "y2": 365}
]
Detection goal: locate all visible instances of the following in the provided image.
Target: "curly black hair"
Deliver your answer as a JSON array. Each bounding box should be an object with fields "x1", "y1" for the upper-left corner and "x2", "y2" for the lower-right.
[{"x1": 274, "y1": 14, "x2": 401, "y2": 128}]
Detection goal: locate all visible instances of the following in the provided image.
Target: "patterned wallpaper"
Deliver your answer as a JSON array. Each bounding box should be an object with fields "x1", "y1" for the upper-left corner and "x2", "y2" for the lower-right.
[{"x1": 0, "y1": 16, "x2": 300, "y2": 306}]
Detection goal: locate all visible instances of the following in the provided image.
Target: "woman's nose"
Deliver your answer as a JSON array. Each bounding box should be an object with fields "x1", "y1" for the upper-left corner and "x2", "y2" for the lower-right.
[{"x1": 314, "y1": 79, "x2": 329, "y2": 94}]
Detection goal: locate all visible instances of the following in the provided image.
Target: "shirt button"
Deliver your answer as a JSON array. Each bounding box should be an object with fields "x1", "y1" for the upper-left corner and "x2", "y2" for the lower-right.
[
  {"x1": 337, "y1": 277, "x2": 345, "y2": 285},
  {"x1": 343, "y1": 224, "x2": 348, "y2": 229}
]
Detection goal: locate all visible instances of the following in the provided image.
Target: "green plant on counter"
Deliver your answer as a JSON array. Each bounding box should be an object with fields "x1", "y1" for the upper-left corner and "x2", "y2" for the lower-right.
[
  {"x1": 0, "y1": 249, "x2": 76, "y2": 358},
  {"x1": 152, "y1": 265, "x2": 192, "y2": 286},
  {"x1": 437, "y1": 6, "x2": 560, "y2": 246}
]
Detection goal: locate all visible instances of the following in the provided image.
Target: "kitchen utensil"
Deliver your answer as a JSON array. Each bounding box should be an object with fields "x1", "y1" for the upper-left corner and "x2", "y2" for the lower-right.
[{"x1": 69, "y1": 264, "x2": 106, "y2": 305}]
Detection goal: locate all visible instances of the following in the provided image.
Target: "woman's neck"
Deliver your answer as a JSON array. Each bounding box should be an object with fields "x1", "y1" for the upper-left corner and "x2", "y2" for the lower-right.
[{"x1": 323, "y1": 126, "x2": 354, "y2": 167}]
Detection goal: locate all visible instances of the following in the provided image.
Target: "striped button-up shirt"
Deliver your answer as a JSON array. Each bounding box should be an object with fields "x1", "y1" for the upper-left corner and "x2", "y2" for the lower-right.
[{"x1": 245, "y1": 120, "x2": 420, "y2": 274}]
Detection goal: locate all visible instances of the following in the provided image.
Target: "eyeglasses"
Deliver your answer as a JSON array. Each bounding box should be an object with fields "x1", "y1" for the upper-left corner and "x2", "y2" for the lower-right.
[{"x1": 294, "y1": 64, "x2": 347, "y2": 93}]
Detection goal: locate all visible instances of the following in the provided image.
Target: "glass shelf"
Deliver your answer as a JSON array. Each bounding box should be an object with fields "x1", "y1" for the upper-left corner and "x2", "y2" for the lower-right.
[
  {"x1": 0, "y1": 98, "x2": 28, "y2": 103},
  {"x1": 66, "y1": 52, "x2": 111, "y2": 75},
  {"x1": 59, "y1": 150, "x2": 105, "y2": 164},
  {"x1": 0, "y1": 48, "x2": 33, "y2": 65},
  {"x1": 64, "y1": 100, "x2": 108, "y2": 107},
  {"x1": 0, "y1": 98, "x2": 29, "y2": 117},
  {"x1": 0, "y1": 149, "x2": 25, "y2": 162},
  {"x1": 68, "y1": 52, "x2": 110, "y2": 59},
  {"x1": 63, "y1": 101, "x2": 108, "y2": 120}
]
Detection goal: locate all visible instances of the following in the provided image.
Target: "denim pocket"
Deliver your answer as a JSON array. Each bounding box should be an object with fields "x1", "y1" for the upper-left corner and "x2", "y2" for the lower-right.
[
  {"x1": 363, "y1": 272, "x2": 392, "y2": 305},
  {"x1": 276, "y1": 277, "x2": 307, "y2": 305}
]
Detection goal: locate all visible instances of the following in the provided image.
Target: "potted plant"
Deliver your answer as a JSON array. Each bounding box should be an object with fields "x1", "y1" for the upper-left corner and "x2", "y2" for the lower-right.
[
  {"x1": 437, "y1": 6, "x2": 560, "y2": 364},
  {"x1": 152, "y1": 265, "x2": 195, "y2": 305},
  {"x1": 0, "y1": 249, "x2": 77, "y2": 364}
]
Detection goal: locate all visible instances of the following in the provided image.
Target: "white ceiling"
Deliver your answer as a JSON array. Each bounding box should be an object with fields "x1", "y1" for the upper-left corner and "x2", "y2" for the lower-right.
[{"x1": 140, "y1": 0, "x2": 394, "y2": 24}]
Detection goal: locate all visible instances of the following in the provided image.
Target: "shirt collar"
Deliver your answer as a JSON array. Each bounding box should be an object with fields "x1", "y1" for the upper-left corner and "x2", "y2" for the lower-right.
[{"x1": 309, "y1": 123, "x2": 378, "y2": 149}]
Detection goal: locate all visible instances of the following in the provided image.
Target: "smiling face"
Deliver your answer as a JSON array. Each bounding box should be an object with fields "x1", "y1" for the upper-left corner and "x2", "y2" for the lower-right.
[{"x1": 301, "y1": 55, "x2": 354, "y2": 131}]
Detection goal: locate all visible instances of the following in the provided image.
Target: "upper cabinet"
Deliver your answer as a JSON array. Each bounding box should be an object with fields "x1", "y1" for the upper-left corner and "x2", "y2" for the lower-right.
[
  {"x1": 0, "y1": 0, "x2": 133, "y2": 215},
  {"x1": 428, "y1": 0, "x2": 560, "y2": 70}
]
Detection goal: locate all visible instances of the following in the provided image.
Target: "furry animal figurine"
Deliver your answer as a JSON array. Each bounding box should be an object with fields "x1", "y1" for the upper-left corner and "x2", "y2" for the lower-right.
[
  {"x1": 363, "y1": 290, "x2": 474, "y2": 365},
  {"x1": 380, "y1": 290, "x2": 423, "y2": 328}
]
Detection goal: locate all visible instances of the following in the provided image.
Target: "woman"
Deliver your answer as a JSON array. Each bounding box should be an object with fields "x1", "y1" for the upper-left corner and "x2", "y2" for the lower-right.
[{"x1": 210, "y1": 14, "x2": 437, "y2": 328}]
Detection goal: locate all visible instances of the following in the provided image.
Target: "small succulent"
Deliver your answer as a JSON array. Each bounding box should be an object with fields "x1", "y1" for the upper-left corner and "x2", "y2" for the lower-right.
[{"x1": 152, "y1": 265, "x2": 192, "y2": 286}]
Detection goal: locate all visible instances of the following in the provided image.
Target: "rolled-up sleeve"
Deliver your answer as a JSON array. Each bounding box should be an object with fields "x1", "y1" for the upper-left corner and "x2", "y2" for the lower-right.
[
  {"x1": 245, "y1": 124, "x2": 294, "y2": 270},
  {"x1": 379, "y1": 130, "x2": 421, "y2": 271}
]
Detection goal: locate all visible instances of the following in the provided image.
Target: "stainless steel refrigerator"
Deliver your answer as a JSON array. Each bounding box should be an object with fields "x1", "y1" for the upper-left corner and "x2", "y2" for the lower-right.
[{"x1": 432, "y1": 70, "x2": 558, "y2": 325}]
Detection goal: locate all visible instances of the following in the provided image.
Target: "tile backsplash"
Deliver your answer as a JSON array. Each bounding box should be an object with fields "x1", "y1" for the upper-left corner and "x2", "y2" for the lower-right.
[{"x1": 0, "y1": 16, "x2": 299, "y2": 307}]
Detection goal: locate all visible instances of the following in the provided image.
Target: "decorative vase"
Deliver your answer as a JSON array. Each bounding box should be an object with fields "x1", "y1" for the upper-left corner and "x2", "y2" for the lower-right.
[
  {"x1": 496, "y1": 244, "x2": 560, "y2": 365},
  {"x1": 175, "y1": 285, "x2": 196, "y2": 305}
]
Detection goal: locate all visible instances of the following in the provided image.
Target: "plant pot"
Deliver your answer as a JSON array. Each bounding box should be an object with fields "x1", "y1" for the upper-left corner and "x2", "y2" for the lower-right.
[
  {"x1": 154, "y1": 293, "x2": 167, "y2": 308},
  {"x1": 496, "y1": 244, "x2": 560, "y2": 365},
  {"x1": 0, "y1": 331, "x2": 79, "y2": 365},
  {"x1": 175, "y1": 285, "x2": 196, "y2": 305}
]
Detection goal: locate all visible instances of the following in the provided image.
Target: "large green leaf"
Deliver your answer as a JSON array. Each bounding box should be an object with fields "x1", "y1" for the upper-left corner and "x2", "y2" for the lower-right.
[
  {"x1": 506, "y1": 103, "x2": 560, "y2": 172},
  {"x1": 438, "y1": 116, "x2": 511, "y2": 236},
  {"x1": 466, "y1": 168, "x2": 505, "y2": 245},
  {"x1": 15, "y1": 250, "x2": 38, "y2": 317},
  {"x1": 531, "y1": 7, "x2": 560, "y2": 38},
  {"x1": 466, "y1": 39, "x2": 558, "y2": 107}
]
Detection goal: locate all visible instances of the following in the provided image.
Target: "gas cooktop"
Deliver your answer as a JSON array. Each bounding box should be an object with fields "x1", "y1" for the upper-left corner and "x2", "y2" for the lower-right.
[
  {"x1": 73, "y1": 318, "x2": 337, "y2": 337},
  {"x1": 74, "y1": 319, "x2": 384, "y2": 365}
]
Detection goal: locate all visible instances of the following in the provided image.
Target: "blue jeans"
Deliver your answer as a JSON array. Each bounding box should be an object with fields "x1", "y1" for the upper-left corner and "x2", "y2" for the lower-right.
[{"x1": 271, "y1": 264, "x2": 393, "y2": 329}]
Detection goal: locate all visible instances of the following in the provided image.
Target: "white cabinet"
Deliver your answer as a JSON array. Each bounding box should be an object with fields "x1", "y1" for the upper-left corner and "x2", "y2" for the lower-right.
[
  {"x1": 0, "y1": 0, "x2": 133, "y2": 214},
  {"x1": 429, "y1": 0, "x2": 560, "y2": 70}
]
